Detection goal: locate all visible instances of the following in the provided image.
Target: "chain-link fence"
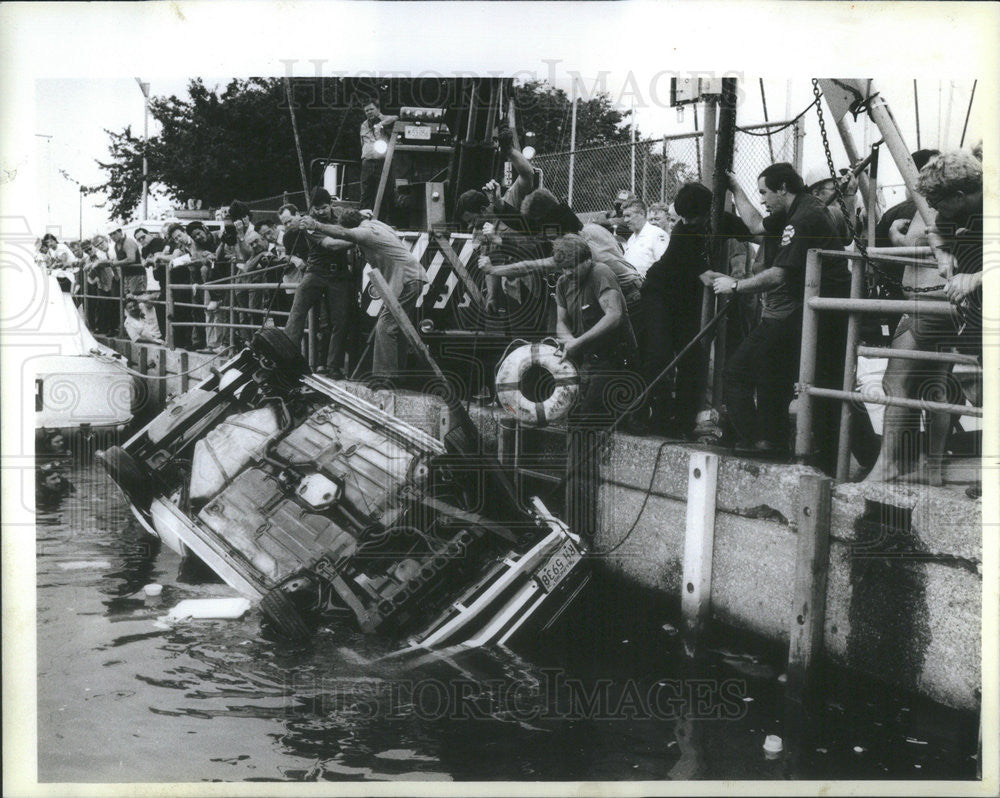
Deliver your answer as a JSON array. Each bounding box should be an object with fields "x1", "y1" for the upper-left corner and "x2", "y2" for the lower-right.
[{"x1": 532, "y1": 119, "x2": 803, "y2": 214}]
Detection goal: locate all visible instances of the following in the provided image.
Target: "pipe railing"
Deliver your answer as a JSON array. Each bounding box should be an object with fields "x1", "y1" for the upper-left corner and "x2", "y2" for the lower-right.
[
  {"x1": 795, "y1": 248, "x2": 981, "y2": 481},
  {"x1": 74, "y1": 276, "x2": 336, "y2": 368}
]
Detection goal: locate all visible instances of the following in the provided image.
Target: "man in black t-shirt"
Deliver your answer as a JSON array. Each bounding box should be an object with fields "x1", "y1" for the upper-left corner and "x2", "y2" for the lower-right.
[{"x1": 714, "y1": 163, "x2": 874, "y2": 472}]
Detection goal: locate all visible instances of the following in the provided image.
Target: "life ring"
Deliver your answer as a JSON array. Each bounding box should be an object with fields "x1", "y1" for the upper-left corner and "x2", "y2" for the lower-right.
[{"x1": 495, "y1": 341, "x2": 579, "y2": 427}]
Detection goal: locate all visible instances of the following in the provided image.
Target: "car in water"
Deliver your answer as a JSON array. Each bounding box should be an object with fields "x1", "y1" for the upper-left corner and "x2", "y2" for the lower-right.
[{"x1": 98, "y1": 328, "x2": 588, "y2": 648}]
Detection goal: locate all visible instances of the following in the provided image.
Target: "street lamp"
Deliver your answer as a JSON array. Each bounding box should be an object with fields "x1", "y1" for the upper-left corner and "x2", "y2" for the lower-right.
[{"x1": 135, "y1": 78, "x2": 150, "y2": 220}]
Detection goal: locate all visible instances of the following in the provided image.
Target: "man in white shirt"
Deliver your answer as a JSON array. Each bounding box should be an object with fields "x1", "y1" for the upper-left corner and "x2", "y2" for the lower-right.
[{"x1": 622, "y1": 199, "x2": 668, "y2": 278}]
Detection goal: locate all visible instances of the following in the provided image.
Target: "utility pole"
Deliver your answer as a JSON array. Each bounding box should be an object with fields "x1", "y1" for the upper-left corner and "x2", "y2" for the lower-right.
[
  {"x1": 36, "y1": 133, "x2": 53, "y2": 219},
  {"x1": 136, "y1": 78, "x2": 150, "y2": 220},
  {"x1": 630, "y1": 100, "x2": 637, "y2": 193},
  {"x1": 568, "y1": 83, "x2": 578, "y2": 207}
]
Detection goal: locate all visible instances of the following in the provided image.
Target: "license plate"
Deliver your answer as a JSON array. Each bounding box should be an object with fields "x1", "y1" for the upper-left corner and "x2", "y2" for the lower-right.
[
  {"x1": 535, "y1": 540, "x2": 581, "y2": 593},
  {"x1": 405, "y1": 124, "x2": 432, "y2": 140}
]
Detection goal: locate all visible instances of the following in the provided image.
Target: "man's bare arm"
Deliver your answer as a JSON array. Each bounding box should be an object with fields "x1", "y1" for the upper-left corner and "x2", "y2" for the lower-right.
[{"x1": 726, "y1": 170, "x2": 766, "y2": 235}]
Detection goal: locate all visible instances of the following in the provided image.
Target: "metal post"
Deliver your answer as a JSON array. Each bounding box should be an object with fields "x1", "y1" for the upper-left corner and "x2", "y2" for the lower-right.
[
  {"x1": 832, "y1": 115, "x2": 873, "y2": 215},
  {"x1": 228, "y1": 281, "x2": 235, "y2": 351},
  {"x1": 118, "y1": 271, "x2": 126, "y2": 336},
  {"x1": 795, "y1": 250, "x2": 823, "y2": 461},
  {"x1": 863, "y1": 89, "x2": 936, "y2": 227},
  {"x1": 793, "y1": 118, "x2": 805, "y2": 175},
  {"x1": 759, "y1": 78, "x2": 775, "y2": 163},
  {"x1": 660, "y1": 136, "x2": 667, "y2": 201},
  {"x1": 164, "y1": 262, "x2": 174, "y2": 349},
  {"x1": 135, "y1": 79, "x2": 150, "y2": 220},
  {"x1": 307, "y1": 306, "x2": 317, "y2": 369},
  {"x1": 701, "y1": 99, "x2": 716, "y2": 188},
  {"x1": 630, "y1": 101, "x2": 637, "y2": 193},
  {"x1": 568, "y1": 91, "x2": 578, "y2": 207},
  {"x1": 681, "y1": 452, "x2": 719, "y2": 653},
  {"x1": 284, "y1": 77, "x2": 311, "y2": 201},
  {"x1": 836, "y1": 257, "x2": 865, "y2": 481},
  {"x1": 641, "y1": 146, "x2": 648, "y2": 204}
]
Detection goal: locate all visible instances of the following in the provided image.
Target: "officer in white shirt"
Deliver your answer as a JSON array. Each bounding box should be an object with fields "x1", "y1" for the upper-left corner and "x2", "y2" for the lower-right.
[{"x1": 622, "y1": 199, "x2": 668, "y2": 278}]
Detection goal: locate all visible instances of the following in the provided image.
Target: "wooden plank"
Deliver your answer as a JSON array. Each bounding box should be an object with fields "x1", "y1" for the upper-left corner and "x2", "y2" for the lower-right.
[
  {"x1": 680, "y1": 452, "x2": 719, "y2": 645},
  {"x1": 786, "y1": 474, "x2": 833, "y2": 704},
  {"x1": 372, "y1": 130, "x2": 398, "y2": 221},
  {"x1": 180, "y1": 352, "x2": 190, "y2": 392},
  {"x1": 432, "y1": 231, "x2": 484, "y2": 309}
]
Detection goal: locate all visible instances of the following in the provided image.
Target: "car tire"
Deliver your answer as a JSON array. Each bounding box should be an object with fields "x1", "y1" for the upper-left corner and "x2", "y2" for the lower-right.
[
  {"x1": 97, "y1": 445, "x2": 152, "y2": 510},
  {"x1": 251, "y1": 328, "x2": 310, "y2": 379},
  {"x1": 260, "y1": 588, "x2": 312, "y2": 642}
]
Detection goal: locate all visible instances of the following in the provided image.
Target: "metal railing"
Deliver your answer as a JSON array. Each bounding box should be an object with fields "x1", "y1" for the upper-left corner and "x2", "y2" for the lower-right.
[
  {"x1": 795, "y1": 247, "x2": 982, "y2": 481},
  {"x1": 76, "y1": 267, "x2": 340, "y2": 370}
]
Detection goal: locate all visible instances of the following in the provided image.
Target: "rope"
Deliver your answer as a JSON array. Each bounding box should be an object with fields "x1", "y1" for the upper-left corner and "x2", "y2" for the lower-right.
[
  {"x1": 89, "y1": 346, "x2": 235, "y2": 379},
  {"x1": 960, "y1": 79, "x2": 977, "y2": 148},
  {"x1": 591, "y1": 440, "x2": 670, "y2": 555}
]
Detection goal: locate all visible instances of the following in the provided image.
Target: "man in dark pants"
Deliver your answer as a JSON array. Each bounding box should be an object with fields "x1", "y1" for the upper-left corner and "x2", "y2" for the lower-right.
[
  {"x1": 645, "y1": 182, "x2": 756, "y2": 438},
  {"x1": 713, "y1": 163, "x2": 863, "y2": 471},
  {"x1": 283, "y1": 187, "x2": 356, "y2": 377},
  {"x1": 554, "y1": 233, "x2": 635, "y2": 544},
  {"x1": 359, "y1": 98, "x2": 399, "y2": 217}
]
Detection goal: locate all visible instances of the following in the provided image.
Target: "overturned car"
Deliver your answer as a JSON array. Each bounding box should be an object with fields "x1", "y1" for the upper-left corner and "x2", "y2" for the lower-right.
[{"x1": 98, "y1": 329, "x2": 588, "y2": 648}]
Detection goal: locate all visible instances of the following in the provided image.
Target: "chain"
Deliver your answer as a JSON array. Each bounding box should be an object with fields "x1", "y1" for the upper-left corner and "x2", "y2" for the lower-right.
[{"x1": 811, "y1": 79, "x2": 945, "y2": 295}]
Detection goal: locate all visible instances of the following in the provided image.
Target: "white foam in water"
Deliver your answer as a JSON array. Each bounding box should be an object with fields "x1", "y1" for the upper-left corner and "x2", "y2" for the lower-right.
[
  {"x1": 57, "y1": 561, "x2": 111, "y2": 570},
  {"x1": 163, "y1": 598, "x2": 251, "y2": 622}
]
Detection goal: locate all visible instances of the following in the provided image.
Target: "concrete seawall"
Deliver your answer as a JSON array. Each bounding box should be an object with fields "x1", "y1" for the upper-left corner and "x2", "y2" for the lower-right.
[{"x1": 105, "y1": 339, "x2": 982, "y2": 712}]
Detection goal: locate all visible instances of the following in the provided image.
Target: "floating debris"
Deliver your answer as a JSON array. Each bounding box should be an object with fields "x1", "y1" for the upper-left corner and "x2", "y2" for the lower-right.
[
  {"x1": 57, "y1": 560, "x2": 111, "y2": 570},
  {"x1": 906, "y1": 737, "x2": 928, "y2": 745},
  {"x1": 763, "y1": 735, "x2": 783, "y2": 755},
  {"x1": 164, "y1": 598, "x2": 251, "y2": 621},
  {"x1": 853, "y1": 746, "x2": 865, "y2": 754},
  {"x1": 661, "y1": 623, "x2": 678, "y2": 636}
]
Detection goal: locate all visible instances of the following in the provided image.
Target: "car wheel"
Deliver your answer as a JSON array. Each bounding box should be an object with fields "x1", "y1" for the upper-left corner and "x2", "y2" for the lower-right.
[
  {"x1": 260, "y1": 588, "x2": 312, "y2": 641},
  {"x1": 251, "y1": 328, "x2": 310, "y2": 379}
]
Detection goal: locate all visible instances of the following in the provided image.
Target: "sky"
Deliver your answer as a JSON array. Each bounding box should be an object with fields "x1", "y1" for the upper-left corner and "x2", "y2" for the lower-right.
[{"x1": 32, "y1": 73, "x2": 982, "y2": 239}]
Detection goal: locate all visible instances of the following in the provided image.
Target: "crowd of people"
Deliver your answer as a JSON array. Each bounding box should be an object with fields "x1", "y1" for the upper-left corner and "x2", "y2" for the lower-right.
[{"x1": 37, "y1": 128, "x2": 983, "y2": 485}]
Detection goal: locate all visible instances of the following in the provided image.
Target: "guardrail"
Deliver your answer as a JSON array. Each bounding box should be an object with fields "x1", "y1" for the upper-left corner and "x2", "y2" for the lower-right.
[
  {"x1": 74, "y1": 265, "x2": 340, "y2": 369},
  {"x1": 795, "y1": 247, "x2": 982, "y2": 481}
]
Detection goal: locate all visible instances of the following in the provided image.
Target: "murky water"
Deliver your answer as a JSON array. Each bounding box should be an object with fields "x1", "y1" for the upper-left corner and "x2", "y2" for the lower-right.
[{"x1": 36, "y1": 459, "x2": 979, "y2": 783}]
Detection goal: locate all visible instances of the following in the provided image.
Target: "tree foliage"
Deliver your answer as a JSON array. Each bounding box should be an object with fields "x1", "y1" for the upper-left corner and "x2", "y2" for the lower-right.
[
  {"x1": 511, "y1": 80, "x2": 633, "y2": 154},
  {"x1": 92, "y1": 77, "x2": 641, "y2": 221}
]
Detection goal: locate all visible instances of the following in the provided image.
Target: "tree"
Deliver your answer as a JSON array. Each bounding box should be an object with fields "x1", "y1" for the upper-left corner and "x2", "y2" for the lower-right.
[
  {"x1": 92, "y1": 78, "x2": 370, "y2": 221},
  {"x1": 512, "y1": 80, "x2": 633, "y2": 154}
]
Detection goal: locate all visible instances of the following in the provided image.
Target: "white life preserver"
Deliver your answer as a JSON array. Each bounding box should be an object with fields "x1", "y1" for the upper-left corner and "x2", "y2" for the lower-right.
[{"x1": 495, "y1": 342, "x2": 579, "y2": 427}]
